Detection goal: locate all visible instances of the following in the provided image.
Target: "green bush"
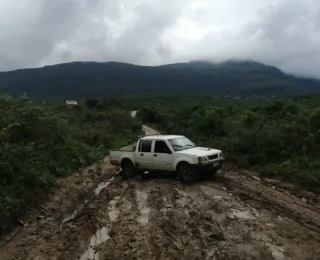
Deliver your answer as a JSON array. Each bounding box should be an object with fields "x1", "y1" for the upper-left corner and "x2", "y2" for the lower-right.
[
  {"x1": 0, "y1": 95, "x2": 141, "y2": 235},
  {"x1": 135, "y1": 94, "x2": 320, "y2": 192}
]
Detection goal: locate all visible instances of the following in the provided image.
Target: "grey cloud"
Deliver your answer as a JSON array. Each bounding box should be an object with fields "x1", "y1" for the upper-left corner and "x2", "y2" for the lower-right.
[
  {"x1": 106, "y1": 1, "x2": 181, "y2": 64},
  {"x1": 254, "y1": 0, "x2": 320, "y2": 76},
  {"x1": 0, "y1": 0, "x2": 107, "y2": 69},
  {"x1": 0, "y1": 0, "x2": 319, "y2": 78},
  {"x1": 173, "y1": 0, "x2": 320, "y2": 77},
  {"x1": 0, "y1": 0, "x2": 79, "y2": 69}
]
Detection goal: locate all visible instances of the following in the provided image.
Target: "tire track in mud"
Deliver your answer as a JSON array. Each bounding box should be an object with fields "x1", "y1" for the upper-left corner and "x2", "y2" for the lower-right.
[
  {"x1": 198, "y1": 179, "x2": 320, "y2": 259},
  {"x1": 218, "y1": 170, "x2": 320, "y2": 234},
  {"x1": 2, "y1": 174, "x2": 319, "y2": 260},
  {"x1": 101, "y1": 179, "x2": 284, "y2": 260},
  {"x1": 173, "y1": 183, "x2": 278, "y2": 260},
  {"x1": 83, "y1": 172, "x2": 319, "y2": 260},
  {"x1": 100, "y1": 184, "x2": 154, "y2": 260}
]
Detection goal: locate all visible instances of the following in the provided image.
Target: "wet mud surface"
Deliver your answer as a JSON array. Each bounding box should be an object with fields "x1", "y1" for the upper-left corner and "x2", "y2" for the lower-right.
[{"x1": 1, "y1": 163, "x2": 319, "y2": 260}]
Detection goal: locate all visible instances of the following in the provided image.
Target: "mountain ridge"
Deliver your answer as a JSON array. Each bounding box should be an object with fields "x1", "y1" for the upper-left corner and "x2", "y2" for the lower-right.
[{"x1": 0, "y1": 60, "x2": 319, "y2": 100}]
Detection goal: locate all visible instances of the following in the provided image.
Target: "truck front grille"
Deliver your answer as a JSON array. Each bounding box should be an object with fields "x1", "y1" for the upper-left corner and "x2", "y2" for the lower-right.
[{"x1": 208, "y1": 154, "x2": 218, "y2": 160}]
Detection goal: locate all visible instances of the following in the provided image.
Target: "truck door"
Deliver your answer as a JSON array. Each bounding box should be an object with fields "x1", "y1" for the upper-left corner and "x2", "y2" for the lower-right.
[
  {"x1": 153, "y1": 140, "x2": 174, "y2": 171},
  {"x1": 135, "y1": 139, "x2": 153, "y2": 169}
]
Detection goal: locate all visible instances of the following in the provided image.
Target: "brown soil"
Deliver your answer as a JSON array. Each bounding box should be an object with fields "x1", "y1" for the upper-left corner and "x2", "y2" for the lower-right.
[{"x1": 1, "y1": 126, "x2": 319, "y2": 260}]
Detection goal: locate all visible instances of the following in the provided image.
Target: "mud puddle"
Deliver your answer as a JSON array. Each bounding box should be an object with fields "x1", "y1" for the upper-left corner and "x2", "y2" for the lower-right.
[
  {"x1": 62, "y1": 176, "x2": 117, "y2": 224},
  {"x1": 94, "y1": 177, "x2": 114, "y2": 196},
  {"x1": 79, "y1": 226, "x2": 111, "y2": 260},
  {"x1": 136, "y1": 190, "x2": 151, "y2": 225}
]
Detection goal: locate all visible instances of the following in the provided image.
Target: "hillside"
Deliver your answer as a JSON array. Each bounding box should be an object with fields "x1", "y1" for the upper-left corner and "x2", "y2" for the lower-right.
[{"x1": 0, "y1": 60, "x2": 319, "y2": 100}]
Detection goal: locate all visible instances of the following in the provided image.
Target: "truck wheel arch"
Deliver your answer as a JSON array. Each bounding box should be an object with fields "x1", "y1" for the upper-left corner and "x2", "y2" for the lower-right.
[
  {"x1": 121, "y1": 158, "x2": 134, "y2": 168},
  {"x1": 175, "y1": 161, "x2": 189, "y2": 172}
]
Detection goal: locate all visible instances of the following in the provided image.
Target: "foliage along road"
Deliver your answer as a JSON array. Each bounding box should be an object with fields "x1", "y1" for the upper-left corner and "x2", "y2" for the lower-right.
[{"x1": 0, "y1": 116, "x2": 319, "y2": 260}]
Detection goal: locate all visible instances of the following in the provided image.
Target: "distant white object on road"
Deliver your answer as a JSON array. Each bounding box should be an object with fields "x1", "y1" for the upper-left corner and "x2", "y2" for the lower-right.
[
  {"x1": 65, "y1": 100, "x2": 78, "y2": 107},
  {"x1": 130, "y1": 110, "x2": 137, "y2": 118}
]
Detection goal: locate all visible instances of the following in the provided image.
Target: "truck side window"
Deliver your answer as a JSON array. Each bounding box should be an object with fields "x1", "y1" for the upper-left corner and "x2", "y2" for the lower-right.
[
  {"x1": 154, "y1": 141, "x2": 170, "y2": 153},
  {"x1": 140, "y1": 140, "x2": 152, "y2": 153}
]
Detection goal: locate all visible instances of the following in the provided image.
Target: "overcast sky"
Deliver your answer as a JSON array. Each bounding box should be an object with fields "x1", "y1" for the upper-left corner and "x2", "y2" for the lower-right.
[{"x1": 0, "y1": 0, "x2": 319, "y2": 77}]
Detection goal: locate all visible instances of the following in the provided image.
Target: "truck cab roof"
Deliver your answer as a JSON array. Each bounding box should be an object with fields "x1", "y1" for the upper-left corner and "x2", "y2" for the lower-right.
[{"x1": 140, "y1": 135, "x2": 184, "y2": 141}]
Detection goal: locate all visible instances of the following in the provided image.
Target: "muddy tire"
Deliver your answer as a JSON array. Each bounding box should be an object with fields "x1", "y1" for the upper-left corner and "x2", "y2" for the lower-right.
[
  {"x1": 178, "y1": 164, "x2": 197, "y2": 184},
  {"x1": 121, "y1": 160, "x2": 136, "y2": 180}
]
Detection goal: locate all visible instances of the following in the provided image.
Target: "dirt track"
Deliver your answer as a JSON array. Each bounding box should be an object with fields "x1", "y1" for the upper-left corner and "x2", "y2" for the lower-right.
[{"x1": 1, "y1": 125, "x2": 320, "y2": 260}]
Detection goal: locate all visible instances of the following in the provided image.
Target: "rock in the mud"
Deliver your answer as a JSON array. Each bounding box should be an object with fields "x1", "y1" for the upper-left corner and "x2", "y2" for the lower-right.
[
  {"x1": 56, "y1": 242, "x2": 64, "y2": 251},
  {"x1": 108, "y1": 188, "x2": 121, "y2": 198},
  {"x1": 193, "y1": 250, "x2": 203, "y2": 259},
  {"x1": 150, "y1": 187, "x2": 160, "y2": 193},
  {"x1": 183, "y1": 247, "x2": 202, "y2": 260},
  {"x1": 175, "y1": 209, "x2": 189, "y2": 219},
  {"x1": 265, "y1": 178, "x2": 279, "y2": 184},
  {"x1": 42, "y1": 231, "x2": 51, "y2": 239},
  {"x1": 251, "y1": 176, "x2": 261, "y2": 182},
  {"x1": 258, "y1": 248, "x2": 275, "y2": 260},
  {"x1": 284, "y1": 190, "x2": 291, "y2": 196},
  {"x1": 301, "y1": 197, "x2": 307, "y2": 203},
  {"x1": 242, "y1": 230, "x2": 252, "y2": 242}
]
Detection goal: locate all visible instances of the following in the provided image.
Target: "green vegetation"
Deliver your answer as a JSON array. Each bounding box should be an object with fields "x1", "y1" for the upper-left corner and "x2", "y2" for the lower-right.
[
  {"x1": 1, "y1": 91, "x2": 320, "y2": 236},
  {"x1": 0, "y1": 95, "x2": 141, "y2": 235},
  {"x1": 135, "y1": 94, "x2": 320, "y2": 192}
]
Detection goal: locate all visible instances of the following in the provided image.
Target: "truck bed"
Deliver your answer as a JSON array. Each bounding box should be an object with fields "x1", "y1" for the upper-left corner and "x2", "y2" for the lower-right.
[{"x1": 109, "y1": 145, "x2": 136, "y2": 166}]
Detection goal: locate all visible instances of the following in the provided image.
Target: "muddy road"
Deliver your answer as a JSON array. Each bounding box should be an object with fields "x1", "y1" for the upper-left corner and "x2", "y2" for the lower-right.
[{"x1": 1, "y1": 125, "x2": 319, "y2": 260}]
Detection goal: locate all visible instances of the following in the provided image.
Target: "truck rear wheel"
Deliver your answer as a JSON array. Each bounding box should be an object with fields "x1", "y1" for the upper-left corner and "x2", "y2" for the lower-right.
[
  {"x1": 178, "y1": 164, "x2": 197, "y2": 184},
  {"x1": 121, "y1": 160, "x2": 136, "y2": 180}
]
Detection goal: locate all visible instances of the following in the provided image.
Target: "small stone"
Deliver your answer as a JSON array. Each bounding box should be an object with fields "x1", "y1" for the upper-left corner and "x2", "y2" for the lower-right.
[
  {"x1": 284, "y1": 190, "x2": 291, "y2": 196},
  {"x1": 108, "y1": 188, "x2": 121, "y2": 198},
  {"x1": 251, "y1": 176, "x2": 261, "y2": 181},
  {"x1": 56, "y1": 243, "x2": 64, "y2": 251},
  {"x1": 242, "y1": 230, "x2": 252, "y2": 242}
]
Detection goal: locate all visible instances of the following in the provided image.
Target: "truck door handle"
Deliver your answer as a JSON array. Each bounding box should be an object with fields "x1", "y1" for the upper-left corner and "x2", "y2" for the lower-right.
[
  {"x1": 140, "y1": 153, "x2": 144, "y2": 156},
  {"x1": 154, "y1": 154, "x2": 157, "y2": 157}
]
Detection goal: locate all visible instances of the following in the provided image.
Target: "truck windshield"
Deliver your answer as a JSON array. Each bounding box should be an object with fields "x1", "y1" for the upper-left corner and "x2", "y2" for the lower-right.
[{"x1": 168, "y1": 137, "x2": 195, "y2": 151}]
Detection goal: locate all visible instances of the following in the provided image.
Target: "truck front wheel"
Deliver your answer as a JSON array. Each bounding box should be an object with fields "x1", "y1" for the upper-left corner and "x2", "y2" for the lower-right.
[
  {"x1": 178, "y1": 164, "x2": 197, "y2": 184},
  {"x1": 121, "y1": 160, "x2": 136, "y2": 180}
]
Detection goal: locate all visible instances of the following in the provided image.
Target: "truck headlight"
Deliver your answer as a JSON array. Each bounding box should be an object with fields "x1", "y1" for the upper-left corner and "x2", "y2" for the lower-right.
[
  {"x1": 219, "y1": 152, "x2": 223, "y2": 158},
  {"x1": 198, "y1": 156, "x2": 209, "y2": 164}
]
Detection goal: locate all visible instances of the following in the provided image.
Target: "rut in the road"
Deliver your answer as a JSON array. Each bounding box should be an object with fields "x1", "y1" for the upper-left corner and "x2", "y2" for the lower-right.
[
  {"x1": 70, "y1": 176, "x2": 319, "y2": 260},
  {"x1": 1, "y1": 170, "x2": 319, "y2": 260},
  {"x1": 219, "y1": 167, "x2": 320, "y2": 234}
]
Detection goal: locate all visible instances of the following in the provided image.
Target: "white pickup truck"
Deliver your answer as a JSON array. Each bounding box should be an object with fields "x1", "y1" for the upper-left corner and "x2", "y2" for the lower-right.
[{"x1": 109, "y1": 134, "x2": 224, "y2": 184}]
